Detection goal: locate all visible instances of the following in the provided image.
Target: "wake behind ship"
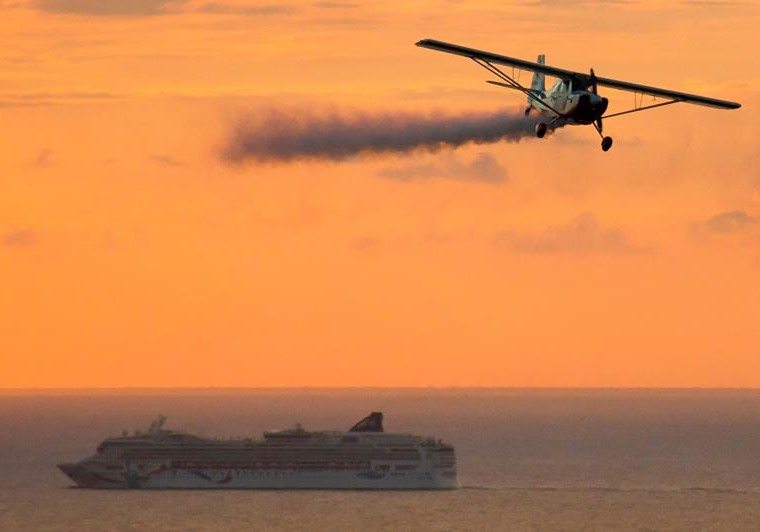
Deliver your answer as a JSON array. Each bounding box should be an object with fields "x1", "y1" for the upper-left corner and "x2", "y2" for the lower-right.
[{"x1": 58, "y1": 412, "x2": 458, "y2": 489}]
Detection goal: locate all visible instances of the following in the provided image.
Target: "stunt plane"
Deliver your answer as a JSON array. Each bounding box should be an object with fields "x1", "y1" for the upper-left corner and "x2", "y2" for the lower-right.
[{"x1": 416, "y1": 39, "x2": 741, "y2": 151}]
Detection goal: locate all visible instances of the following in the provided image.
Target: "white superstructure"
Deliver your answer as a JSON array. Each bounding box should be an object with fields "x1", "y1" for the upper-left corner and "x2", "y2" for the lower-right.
[{"x1": 58, "y1": 413, "x2": 458, "y2": 490}]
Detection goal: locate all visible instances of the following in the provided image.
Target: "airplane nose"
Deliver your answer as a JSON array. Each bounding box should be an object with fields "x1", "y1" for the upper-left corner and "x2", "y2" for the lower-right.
[{"x1": 598, "y1": 96, "x2": 609, "y2": 115}]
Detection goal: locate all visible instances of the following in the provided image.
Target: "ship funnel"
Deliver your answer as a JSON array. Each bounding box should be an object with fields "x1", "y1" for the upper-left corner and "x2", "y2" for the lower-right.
[
  {"x1": 349, "y1": 412, "x2": 384, "y2": 433},
  {"x1": 148, "y1": 415, "x2": 167, "y2": 434}
]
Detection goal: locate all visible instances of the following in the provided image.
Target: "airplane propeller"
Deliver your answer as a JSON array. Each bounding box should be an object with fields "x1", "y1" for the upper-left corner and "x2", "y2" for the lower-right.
[{"x1": 590, "y1": 68, "x2": 603, "y2": 132}]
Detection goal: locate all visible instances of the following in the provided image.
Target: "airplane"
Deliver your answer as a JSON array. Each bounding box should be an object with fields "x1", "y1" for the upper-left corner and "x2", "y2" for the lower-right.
[{"x1": 416, "y1": 39, "x2": 741, "y2": 151}]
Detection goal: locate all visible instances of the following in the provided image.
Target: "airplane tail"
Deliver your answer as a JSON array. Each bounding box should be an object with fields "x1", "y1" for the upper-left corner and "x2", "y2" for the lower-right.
[{"x1": 529, "y1": 54, "x2": 545, "y2": 102}]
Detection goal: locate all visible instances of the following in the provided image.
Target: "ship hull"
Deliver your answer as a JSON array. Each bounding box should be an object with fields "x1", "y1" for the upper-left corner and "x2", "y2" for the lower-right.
[{"x1": 59, "y1": 462, "x2": 457, "y2": 490}]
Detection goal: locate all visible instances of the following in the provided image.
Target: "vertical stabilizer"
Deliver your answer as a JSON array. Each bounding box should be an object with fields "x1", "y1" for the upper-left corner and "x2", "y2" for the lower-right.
[{"x1": 529, "y1": 54, "x2": 546, "y2": 103}]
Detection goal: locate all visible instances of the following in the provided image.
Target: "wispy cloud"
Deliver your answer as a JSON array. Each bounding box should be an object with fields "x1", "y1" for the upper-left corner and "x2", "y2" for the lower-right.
[
  {"x1": 2, "y1": 229, "x2": 38, "y2": 248},
  {"x1": 32, "y1": 0, "x2": 188, "y2": 16},
  {"x1": 695, "y1": 210, "x2": 758, "y2": 235},
  {"x1": 496, "y1": 212, "x2": 645, "y2": 255},
  {"x1": 314, "y1": 1, "x2": 357, "y2": 8},
  {"x1": 680, "y1": 0, "x2": 750, "y2": 7},
  {"x1": 0, "y1": 91, "x2": 119, "y2": 108},
  {"x1": 13, "y1": 0, "x2": 299, "y2": 16},
  {"x1": 32, "y1": 148, "x2": 53, "y2": 168},
  {"x1": 349, "y1": 235, "x2": 381, "y2": 251},
  {"x1": 196, "y1": 2, "x2": 294, "y2": 15},
  {"x1": 149, "y1": 154, "x2": 186, "y2": 167},
  {"x1": 378, "y1": 153, "x2": 507, "y2": 183},
  {"x1": 526, "y1": 0, "x2": 639, "y2": 6}
]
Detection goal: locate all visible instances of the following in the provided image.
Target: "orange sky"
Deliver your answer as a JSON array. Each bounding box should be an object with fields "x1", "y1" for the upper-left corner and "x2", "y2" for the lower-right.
[{"x1": 0, "y1": 0, "x2": 758, "y2": 388}]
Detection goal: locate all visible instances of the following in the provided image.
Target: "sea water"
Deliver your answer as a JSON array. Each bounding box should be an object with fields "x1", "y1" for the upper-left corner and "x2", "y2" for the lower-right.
[{"x1": 1, "y1": 389, "x2": 759, "y2": 530}]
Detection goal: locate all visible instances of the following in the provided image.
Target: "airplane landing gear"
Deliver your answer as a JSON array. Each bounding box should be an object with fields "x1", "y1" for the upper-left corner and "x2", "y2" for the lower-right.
[
  {"x1": 535, "y1": 122, "x2": 548, "y2": 138},
  {"x1": 593, "y1": 119, "x2": 612, "y2": 152}
]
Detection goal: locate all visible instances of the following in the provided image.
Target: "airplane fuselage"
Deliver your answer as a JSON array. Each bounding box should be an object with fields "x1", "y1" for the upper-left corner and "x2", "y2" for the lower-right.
[{"x1": 532, "y1": 79, "x2": 609, "y2": 126}]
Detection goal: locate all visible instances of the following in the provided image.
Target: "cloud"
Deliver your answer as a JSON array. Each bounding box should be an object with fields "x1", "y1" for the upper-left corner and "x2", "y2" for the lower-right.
[
  {"x1": 33, "y1": 148, "x2": 53, "y2": 168},
  {"x1": 33, "y1": 0, "x2": 188, "y2": 16},
  {"x1": 221, "y1": 107, "x2": 538, "y2": 164},
  {"x1": 496, "y1": 212, "x2": 644, "y2": 255},
  {"x1": 2, "y1": 229, "x2": 38, "y2": 248},
  {"x1": 314, "y1": 1, "x2": 357, "y2": 7},
  {"x1": 196, "y1": 2, "x2": 294, "y2": 15},
  {"x1": 699, "y1": 210, "x2": 758, "y2": 234},
  {"x1": 527, "y1": 0, "x2": 638, "y2": 6},
  {"x1": 378, "y1": 152, "x2": 507, "y2": 183},
  {"x1": 22, "y1": 0, "x2": 298, "y2": 16},
  {"x1": 149, "y1": 154, "x2": 186, "y2": 167},
  {"x1": 349, "y1": 235, "x2": 381, "y2": 251},
  {"x1": 680, "y1": 0, "x2": 750, "y2": 6},
  {"x1": 0, "y1": 91, "x2": 119, "y2": 108}
]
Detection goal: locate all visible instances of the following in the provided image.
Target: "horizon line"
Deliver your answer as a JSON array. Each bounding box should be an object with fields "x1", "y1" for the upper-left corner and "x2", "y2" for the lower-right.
[{"x1": 3, "y1": 385, "x2": 760, "y2": 396}]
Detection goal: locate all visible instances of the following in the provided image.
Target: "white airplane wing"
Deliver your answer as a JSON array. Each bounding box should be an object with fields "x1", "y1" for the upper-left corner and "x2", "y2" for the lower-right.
[{"x1": 416, "y1": 39, "x2": 741, "y2": 110}]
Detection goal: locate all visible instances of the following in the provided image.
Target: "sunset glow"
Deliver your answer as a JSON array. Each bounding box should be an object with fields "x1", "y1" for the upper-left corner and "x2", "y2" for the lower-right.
[{"x1": 1, "y1": 0, "x2": 758, "y2": 388}]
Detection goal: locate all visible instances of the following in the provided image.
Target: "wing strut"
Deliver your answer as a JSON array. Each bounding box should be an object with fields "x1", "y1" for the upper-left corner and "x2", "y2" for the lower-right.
[
  {"x1": 471, "y1": 57, "x2": 566, "y2": 118},
  {"x1": 602, "y1": 98, "x2": 683, "y2": 119}
]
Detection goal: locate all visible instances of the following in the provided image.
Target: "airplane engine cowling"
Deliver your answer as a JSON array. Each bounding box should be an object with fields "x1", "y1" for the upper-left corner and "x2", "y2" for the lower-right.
[
  {"x1": 572, "y1": 93, "x2": 608, "y2": 123},
  {"x1": 577, "y1": 93, "x2": 594, "y2": 119},
  {"x1": 598, "y1": 97, "x2": 609, "y2": 116}
]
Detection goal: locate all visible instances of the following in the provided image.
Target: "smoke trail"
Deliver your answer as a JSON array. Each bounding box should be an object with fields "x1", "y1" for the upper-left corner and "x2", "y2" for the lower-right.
[{"x1": 221, "y1": 107, "x2": 539, "y2": 164}]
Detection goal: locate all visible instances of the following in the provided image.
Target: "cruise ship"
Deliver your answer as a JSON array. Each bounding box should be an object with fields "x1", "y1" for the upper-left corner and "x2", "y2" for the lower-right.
[{"x1": 58, "y1": 412, "x2": 458, "y2": 489}]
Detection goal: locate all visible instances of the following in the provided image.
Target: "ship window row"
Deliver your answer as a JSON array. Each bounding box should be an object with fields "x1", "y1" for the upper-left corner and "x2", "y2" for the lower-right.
[
  {"x1": 168, "y1": 461, "x2": 374, "y2": 470},
  {"x1": 118, "y1": 450, "x2": 420, "y2": 459},
  {"x1": 117, "y1": 447, "x2": 419, "y2": 454},
  {"x1": 112, "y1": 445, "x2": 417, "y2": 451},
  {"x1": 120, "y1": 453, "x2": 421, "y2": 462},
  {"x1": 106, "y1": 443, "x2": 419, "y2": 451}
]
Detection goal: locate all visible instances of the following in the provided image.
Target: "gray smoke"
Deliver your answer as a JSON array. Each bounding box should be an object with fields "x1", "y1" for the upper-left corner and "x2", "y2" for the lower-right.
[{"x1": 221, "y1": 108, "x2": 538, "y2": 164}]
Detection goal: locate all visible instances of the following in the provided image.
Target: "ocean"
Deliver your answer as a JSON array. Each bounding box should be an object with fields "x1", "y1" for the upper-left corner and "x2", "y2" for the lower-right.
[{"x1": 1, "y1": 389, "x2": 759, "y2": 530}]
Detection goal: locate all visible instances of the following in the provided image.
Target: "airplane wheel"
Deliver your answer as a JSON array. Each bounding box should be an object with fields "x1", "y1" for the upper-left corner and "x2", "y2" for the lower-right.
[
  {"x1": 601, "y1": 136, "x2": 613, "y2": 151},
  {"x1": 535, "y1": 122, "x2": 548, "y2": 138}
]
